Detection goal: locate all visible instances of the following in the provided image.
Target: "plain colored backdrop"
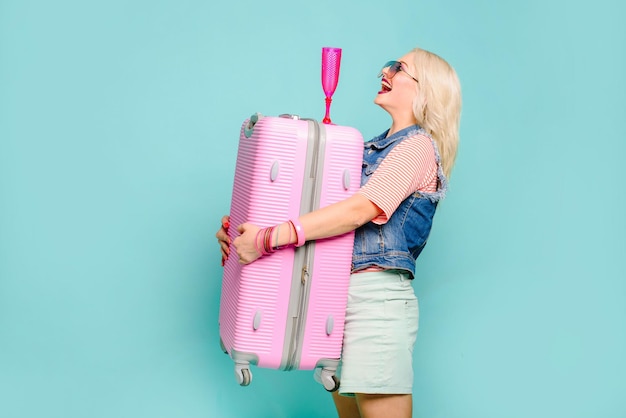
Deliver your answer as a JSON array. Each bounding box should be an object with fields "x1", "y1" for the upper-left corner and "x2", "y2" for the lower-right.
[{"x1": 1, "y1": 0, "x2": 625, "y2": 417}]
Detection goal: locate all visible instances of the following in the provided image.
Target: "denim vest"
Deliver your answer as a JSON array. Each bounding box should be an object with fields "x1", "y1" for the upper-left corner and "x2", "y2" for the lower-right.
[{"x1": 351, "y1": 125, "x2": 448, "y2": 279}]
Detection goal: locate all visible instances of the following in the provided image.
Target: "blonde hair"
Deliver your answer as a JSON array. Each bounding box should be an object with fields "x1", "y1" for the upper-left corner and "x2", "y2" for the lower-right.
[{"x1": 409, "y1": 48, "x2": 462, "y2": 179}]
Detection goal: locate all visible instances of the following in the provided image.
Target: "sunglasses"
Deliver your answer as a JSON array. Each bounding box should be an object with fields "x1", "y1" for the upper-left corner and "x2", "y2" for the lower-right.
[{"x1": 378, "y1": 60, "x2": 419, "y2": 84}]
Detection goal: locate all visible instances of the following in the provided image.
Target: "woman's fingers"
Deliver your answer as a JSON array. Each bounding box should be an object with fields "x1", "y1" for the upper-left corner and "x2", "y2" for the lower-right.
[
  {"x1": 216, "y1": 217, "x2": 262, "y2": 266},
  {"x1": 216, "y1": 215, "x2": 231, "y2": 266}
]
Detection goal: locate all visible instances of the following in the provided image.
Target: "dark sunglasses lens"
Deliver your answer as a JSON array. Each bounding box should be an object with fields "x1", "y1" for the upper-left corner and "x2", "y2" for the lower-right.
[
  {"x1": 390, "y1": 61, "x2": 402, "y2": 76},
  {"x1": 379, "y1": 61, "x2": 398, "y2": 78},
  {"x1": 379, "y1": 61, "x2": 402, "y2": 78}
]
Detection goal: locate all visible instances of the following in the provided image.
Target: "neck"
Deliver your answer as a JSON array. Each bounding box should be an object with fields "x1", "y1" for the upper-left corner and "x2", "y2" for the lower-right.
[
  {"x1": 387, "y1": 116, "x2": 418, "y2": 138},
  {"x1": 376, "y1": 102, "x2": 418, "y2": 137}
]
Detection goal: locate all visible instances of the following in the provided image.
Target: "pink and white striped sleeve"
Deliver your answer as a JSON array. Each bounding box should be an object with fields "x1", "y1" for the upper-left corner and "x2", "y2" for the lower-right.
[{"x1": 357, "y1": 134, "x2": 438, "y2": 224}]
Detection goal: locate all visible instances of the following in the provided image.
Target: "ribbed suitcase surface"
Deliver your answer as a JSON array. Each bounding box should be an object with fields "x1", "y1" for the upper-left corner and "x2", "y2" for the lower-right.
[{"x1": 219, "y1": 113, "x2": 363, "y2": 390}]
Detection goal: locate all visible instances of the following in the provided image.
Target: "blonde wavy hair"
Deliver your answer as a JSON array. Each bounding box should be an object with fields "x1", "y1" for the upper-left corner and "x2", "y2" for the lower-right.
[{"x1": 409, "y1": 48, "x2": 462, "y2": 179}]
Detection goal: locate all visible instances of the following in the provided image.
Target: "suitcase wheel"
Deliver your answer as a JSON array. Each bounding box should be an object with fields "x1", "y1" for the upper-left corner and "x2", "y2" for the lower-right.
[
  {"x1": 235, "y1": 363, "x2": 252, "y2": 387},
  {"x1": 240, "y1": 369, "x2": 251, "y2": 386},
  {"x1": 320, "y1": 369, "x2": 340, "y2": 392}
]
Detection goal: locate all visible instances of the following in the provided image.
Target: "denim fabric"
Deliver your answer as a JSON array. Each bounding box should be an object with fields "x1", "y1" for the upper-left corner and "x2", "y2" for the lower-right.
[{"x1": 351, "y1": 125, "x2": 448, "y2": 279}]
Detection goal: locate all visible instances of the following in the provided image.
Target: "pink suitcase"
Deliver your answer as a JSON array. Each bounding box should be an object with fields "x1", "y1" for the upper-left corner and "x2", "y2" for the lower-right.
[{"x1": 219, "y1": 113, "x2": 363, "y2": 391}]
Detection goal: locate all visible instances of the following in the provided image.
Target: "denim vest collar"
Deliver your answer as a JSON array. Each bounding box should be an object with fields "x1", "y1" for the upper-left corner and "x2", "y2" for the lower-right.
[{"x1": 365, "y1": 125, "x2": 423, "y2": 151}]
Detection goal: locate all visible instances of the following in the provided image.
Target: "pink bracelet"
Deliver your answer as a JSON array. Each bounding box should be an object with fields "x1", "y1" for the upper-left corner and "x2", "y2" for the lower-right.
[
  {"x1": 254, "y1": 228, "x2": 265, "y2": 256},
  {"x1": 285, "y1": 222, "x2": 292, "y2": 248},
  {"x1": 264, "y1": 226, "x2": 275, "y2": 254},
  {"x1": 287, "y1": 220, "x2": 299, "y2": 247},
  {"x1": 290, "y1": 218, "x2": 305, "y2": 247}
]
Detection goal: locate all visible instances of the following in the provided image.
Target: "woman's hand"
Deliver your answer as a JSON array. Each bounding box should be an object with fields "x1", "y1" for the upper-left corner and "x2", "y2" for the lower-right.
[
  {"x1": 215, "y1": 215, "x2": 231, "y2": 266},
  {"x1": 232, "y1": 223, "x2": 262, "y2": 264},
  {"x1": 216, "y1": 215, "x2": 262, "y2": 265}
]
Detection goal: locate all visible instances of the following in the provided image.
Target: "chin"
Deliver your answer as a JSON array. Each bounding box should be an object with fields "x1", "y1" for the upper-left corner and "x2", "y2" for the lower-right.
[{"x1": 374, "y1": 94, "x2": 387, "y2": 107}]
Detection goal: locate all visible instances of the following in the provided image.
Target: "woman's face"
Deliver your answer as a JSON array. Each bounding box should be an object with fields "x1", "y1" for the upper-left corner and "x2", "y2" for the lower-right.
[{"x1": 374, "y1": 52, "x2": 419, "y2": 119}]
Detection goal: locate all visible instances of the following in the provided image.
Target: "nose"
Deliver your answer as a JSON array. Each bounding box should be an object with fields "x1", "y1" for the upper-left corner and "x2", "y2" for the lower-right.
[{"x1": 379, "y1": 65, "x2": 392, "y2": 79}]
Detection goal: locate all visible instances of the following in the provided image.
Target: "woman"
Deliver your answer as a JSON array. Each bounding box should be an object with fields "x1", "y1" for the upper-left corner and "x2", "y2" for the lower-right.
[{"x1": 217, "y1": 47, "x2": 461, "y2": 418}]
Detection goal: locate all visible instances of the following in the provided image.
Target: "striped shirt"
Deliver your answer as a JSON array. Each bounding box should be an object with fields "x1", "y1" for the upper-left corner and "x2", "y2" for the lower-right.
[{"x1": 358, "y1": 134, "x2": 438, "y2": 225}]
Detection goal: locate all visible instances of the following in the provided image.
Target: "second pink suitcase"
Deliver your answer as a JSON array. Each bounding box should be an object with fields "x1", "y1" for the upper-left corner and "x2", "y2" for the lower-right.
[{"x1": 219, "y1": 113, "x2": 363, "y2": 391}]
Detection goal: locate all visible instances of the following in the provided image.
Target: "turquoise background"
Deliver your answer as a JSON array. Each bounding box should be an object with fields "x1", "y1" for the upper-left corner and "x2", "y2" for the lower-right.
[{"x1": 1, "y1": 0, "x2": 624, "y2": 417}]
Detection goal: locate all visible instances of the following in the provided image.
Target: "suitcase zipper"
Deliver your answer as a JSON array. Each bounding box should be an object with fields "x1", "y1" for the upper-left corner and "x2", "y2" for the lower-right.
[
  {"x1": 284, "y1": 119, "x2": 324, "y2": 371},
  {"x1": 285, "y1": 263, "x2": 311, "y2": 370}
]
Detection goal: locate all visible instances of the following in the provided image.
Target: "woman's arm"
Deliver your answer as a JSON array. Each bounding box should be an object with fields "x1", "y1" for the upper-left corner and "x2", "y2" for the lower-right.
[
  {"x1": 233, "y1": 194, "x2": 382, "y2": 264},
  {"x1": 299, "y1": 193, "x2": 381, "y2": 240}
]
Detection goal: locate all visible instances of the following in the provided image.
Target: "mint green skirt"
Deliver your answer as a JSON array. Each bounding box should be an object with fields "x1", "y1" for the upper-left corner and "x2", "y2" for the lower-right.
[{"x1": 337, "y1": 270, "x2": 419, "y2": 396}]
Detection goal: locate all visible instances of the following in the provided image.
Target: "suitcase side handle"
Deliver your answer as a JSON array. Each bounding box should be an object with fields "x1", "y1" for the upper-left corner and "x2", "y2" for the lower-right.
[{"x1": 244, "y1": 112, "x2": 264, "y2": 138}]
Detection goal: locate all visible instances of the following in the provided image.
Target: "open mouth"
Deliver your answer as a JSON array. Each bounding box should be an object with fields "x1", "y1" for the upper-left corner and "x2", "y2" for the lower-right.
[{"x1": 378, "y1": 78, "x2": 392, "y2": 94}]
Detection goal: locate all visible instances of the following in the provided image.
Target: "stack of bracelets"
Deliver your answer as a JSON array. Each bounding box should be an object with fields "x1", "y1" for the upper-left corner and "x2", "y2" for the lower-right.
[{"x1": 254, "y1": 219, "x2": 305, "y2": 256}]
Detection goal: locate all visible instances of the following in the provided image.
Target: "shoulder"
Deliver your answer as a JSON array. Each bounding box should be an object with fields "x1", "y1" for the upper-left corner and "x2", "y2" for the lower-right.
[
  {"x1": 387, "y1": 134, "x2": 436, "y2": 162},
  {"x1": 401, "y1": 133, "x2": 435, "y2": 152}
]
